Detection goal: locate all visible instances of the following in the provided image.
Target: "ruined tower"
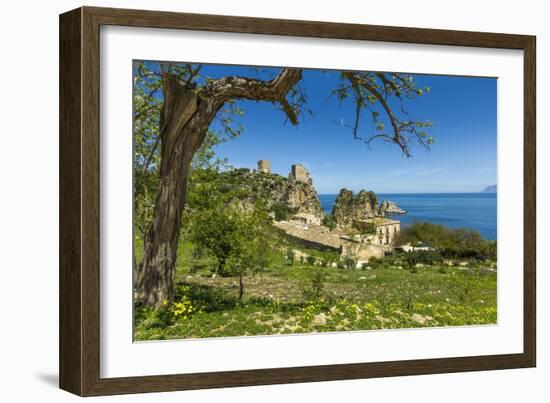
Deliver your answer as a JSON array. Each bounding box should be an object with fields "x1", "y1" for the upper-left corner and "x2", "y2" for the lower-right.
[
  {"x1": 290, "y1": 164, "x2": 311, "y2": 184},
  {"x1": 257, "y1": 160, "x2": 271, "y2": 174}
]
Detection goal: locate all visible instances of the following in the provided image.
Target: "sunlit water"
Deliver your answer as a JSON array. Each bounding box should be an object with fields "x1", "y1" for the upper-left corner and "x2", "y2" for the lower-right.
[{"x1": 319, "y1": 193, "x2": 497, "y2": 240}]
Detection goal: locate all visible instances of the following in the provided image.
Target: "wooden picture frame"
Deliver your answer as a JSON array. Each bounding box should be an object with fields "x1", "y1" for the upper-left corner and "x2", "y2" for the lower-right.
[{"x1": 59, "y1": 6, "x2": 536, "y2": 396}]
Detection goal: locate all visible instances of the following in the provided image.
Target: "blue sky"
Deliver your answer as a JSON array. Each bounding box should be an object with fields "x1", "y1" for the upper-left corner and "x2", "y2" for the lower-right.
[{"x1": 202, "y1": 65, "x2": 497, "y2": 194}]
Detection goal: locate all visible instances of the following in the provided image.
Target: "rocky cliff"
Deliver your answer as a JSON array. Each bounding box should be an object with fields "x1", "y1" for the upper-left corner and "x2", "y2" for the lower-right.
[
  {"x1": 282, "y1": 177, "x2": 324, "y2": 218},
  {"x1": 218, "y1": 167, "x2": 323, "y2": 220},
  {"x1": 331, "y1": 189, "x2": 379, "y2": 227}
]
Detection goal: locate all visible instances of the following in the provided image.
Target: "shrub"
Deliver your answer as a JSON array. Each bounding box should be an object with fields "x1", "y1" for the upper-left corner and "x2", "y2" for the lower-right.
[
  {"x1": 321, "y1": 214, "x2": 336, "y2": 230},
  {"x1": 286, "y1": 248, "x2": 295, "y2": 266},
  {"x1": 367, "y1": 257, "x2": 386, "y2": 270},
  {"x1": 341, "y1": 254, "x2": 357, "y2": 270},
  {"x1": 403, "y1": 250, "x2": 443, "y2": 266},
  {"x1": 322, "y1": 214, "x2": 337, "y2": 230},
  {"x1": 271, "y1": 202, "x2": 291, "y2": 221},
  {"x1": 299, "y1": 267, "x2": 327, "y2": 301},
  {"x1": 306, "y1": 255, "x2": 316, "y2": 266},
  {"x1": 320, "y1": 251, "x2": 338, "y2": 268},
  {"x1": 396, "y1": 222, "x2": 496, "y2": 260}
]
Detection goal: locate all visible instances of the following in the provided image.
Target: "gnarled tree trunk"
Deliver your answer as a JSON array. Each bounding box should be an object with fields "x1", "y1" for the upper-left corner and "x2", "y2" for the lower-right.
[
  {"x1": 134, "y1": 74, "x2": 207, "y2": 307},
  {"x1": 135, "y1": 68, "x2": 303, "y2": 308}
]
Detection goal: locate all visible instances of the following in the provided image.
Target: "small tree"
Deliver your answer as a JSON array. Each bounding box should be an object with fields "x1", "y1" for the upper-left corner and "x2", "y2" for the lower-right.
[
  {"x1": 224, "y1": 211, "x2": 275, "y2": 302},
  {"x1": 188, "y1": 207, "x2": 238, "y2": 276},
  {"x1": 299, "y1": 267, "x2": 327, "y2": 301}
]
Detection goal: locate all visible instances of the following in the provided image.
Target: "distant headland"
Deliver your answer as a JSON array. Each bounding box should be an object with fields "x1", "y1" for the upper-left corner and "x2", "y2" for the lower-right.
[{"x1": 481, "y1": 185, "x2": 497, "y2": 193}]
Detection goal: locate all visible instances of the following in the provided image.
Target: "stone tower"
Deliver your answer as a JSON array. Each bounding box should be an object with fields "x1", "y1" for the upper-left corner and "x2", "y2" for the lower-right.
[
  {"x1": 257, "y1": 160, "x2": 271, "y2": 174},
  {"x1": 290, "y1": 164, "x2": 311, "y2": 184}
]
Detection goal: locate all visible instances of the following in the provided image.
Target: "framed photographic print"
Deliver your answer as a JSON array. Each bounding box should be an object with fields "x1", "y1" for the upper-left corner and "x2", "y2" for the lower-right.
[{"x1": 59, "y1": 6, "x2": 536, "y2": 396}]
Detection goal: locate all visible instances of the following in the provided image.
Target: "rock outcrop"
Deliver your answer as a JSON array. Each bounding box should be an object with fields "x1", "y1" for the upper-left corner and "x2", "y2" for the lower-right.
[
  {"x1": 220, "y1": 166, "x2": 323, "y2": 221},
  {"x1": 379, "y1": 200, "x2": 407, "y2": 215},
  {"x1": 331, "y1": 188, "x2": 379, "y2": 227},
  {"x1": 283, "y1": 177, "x2": 323, "y2": 218}
]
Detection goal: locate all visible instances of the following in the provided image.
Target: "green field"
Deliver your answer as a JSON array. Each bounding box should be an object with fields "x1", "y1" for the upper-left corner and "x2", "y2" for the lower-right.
[{"x1": 134, "y1": 238, "x2": 497, "y2": 341}]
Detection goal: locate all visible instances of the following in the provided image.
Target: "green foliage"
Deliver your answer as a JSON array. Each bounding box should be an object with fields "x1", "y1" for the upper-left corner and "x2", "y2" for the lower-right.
[
  {"x1": 133, "y1": 63, "x2": 163, "y2": 235},
  {"x1": 367, "y1": 191, "x2": 378, "y2": 210},
  {"x1": 298, "y1": 267, "x2": 327, "y2": 301},
  {"x1": 322, "y1": 214, "x2": 337, "y2": 230},
  {"x1": 320, "y1": 251, "x2": 337, "y2": 268},
  {"x1": 286, "y1": 249, "x2": 295, "y2": 266},
  {"x1": 333, "y1": 71, "x2": 434, "y2": 157},
  {"x1": 367, "y1": 257, "x2": 388, "y2": 270},
  {"x1": 396, "y1": 221, "x2": 497, "y2": 259},
  {"x1": 185, "y1": 167, "x2": 279, "y2": 301},
  {"x1": 132, "y1": 61, "x2": 249, "y2": 237},
  {"x1": 306, "y1": 255, "x2": 316, "y2": 266},
  {"x1": 168, "y1": 285, "x2": 204, "y2": 320},
  {"x1": 340, "y1": 254, "x2": 357, "y2": 270},
  {"x1": 402, "y1": 250, "x2": 444, "y2": 267},
  {"x1": 354, "y1": 220, "x2": 378, "y2": 235},
  {"x1": 271, "y1": 202, "x2": 291, "y2": 221},
  {"x1": 189, "y1": 206, "x2": 274, "y2": 277}
]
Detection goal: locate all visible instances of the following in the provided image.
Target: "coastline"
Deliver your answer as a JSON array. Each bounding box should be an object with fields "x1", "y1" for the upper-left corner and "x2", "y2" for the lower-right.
[{"x1": 319, "y1": 192, "x2": 497, "y2": 240}]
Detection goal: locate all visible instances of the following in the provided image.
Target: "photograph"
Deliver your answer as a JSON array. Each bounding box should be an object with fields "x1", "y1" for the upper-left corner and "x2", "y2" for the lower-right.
[{"x1": 132, "y1": 60, "x2": 498, "y2": 341}]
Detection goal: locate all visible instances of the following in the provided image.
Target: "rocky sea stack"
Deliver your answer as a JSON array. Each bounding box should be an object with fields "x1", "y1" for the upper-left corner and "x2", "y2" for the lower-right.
[
  {"x1": 379, "y1": 200, "x2": 407, "y2": 215},
  {"x1": 331, "y1": 189, "x2": 379, "y2": 227},
  {"x1": 331, "y1": 189, "x2": 406, "y2": 228}
]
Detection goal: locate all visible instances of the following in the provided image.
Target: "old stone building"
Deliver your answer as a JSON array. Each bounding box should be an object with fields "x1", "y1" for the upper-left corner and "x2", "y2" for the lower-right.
[
  {"x1": 257, "y1": 159, "x2": 271, "y2": 174},
  {"x1": 371, "y1": 218, "x2": 401, "y2": 246},
  {"x1": 274, "y1": 217, "x2": 400, "y2": 261},
  {"x1": 293, "y1": 212, "x2": 322, "y2": 225}
]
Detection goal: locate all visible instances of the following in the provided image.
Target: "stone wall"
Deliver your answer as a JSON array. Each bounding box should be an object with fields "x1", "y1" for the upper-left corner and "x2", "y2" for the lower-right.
[{"x1": 341, "y1": 240, "x2": 386, "y2": 260}]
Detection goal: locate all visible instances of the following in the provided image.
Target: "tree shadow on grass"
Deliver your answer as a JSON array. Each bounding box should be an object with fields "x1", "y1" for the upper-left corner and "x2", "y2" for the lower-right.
[
  {"x1": 179, "y1": 282, "x2": 239, "y2": 313},
  {"x1": 178, "y1": 281, "x2": 303, "y2": 314}
]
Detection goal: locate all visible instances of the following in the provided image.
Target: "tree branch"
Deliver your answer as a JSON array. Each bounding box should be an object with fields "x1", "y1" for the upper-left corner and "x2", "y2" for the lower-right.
[
  {"x1": 341, "y1": 71, "x2": 432, "y2": 157},
  {"x1": 207, "y1": 68, "x2": 303, "y2": 124}
]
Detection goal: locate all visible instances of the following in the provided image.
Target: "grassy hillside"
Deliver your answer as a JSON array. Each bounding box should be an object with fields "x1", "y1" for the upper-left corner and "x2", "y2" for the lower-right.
[{"x1": 134, "y1": 237, "x2": 497, "y2": 340}]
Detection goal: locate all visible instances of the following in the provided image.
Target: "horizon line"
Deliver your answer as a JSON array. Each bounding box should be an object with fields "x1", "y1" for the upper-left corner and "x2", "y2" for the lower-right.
[{"x1": 317, "y1": 191, "x2": 497, "y2": 195}]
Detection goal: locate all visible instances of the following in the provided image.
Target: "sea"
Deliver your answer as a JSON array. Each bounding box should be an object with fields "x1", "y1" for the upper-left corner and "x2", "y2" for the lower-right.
[{"x1": 319, "y1": 193, "x2": 497, "y2": 240}]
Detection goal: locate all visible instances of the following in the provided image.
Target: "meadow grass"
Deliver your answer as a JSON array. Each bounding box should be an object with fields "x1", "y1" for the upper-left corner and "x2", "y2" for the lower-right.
[{"x1": 134, "y1": 238, "x2": 497, "y2": 340}]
